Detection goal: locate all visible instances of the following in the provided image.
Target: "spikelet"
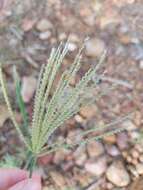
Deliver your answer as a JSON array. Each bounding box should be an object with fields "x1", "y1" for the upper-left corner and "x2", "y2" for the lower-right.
[
  {"x1": 30, "y1": 42, "x2": 106, "y2": 154},
  {"x1": 0, "y1": 64, "x2": 31, "y2": 150}
]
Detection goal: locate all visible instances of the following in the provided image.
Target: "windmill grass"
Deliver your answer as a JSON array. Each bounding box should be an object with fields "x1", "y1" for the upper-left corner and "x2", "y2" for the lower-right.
[{"x1": 0, "y1": 42, "x2": 132, "y2": 177}]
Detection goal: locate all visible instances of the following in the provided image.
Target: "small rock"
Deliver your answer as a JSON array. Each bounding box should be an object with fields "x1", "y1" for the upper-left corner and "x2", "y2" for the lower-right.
[
  {"x1": 74, "y1": 114, "x2": 85, "y2": 123},
  {"x1": 135, "y1": 144, "x2": 143, "y2": 153},
  {"x1": 38, "y1": 154, "x2": 53, "y2": 165},
  {"x1": 105, "y1": 144, "x2": 120, "y2": 157},
  {"x1": 67, "y1": 42, "x2": 77, "y2": 52},
  {"x1": 136, "y1": 163, "x2": 143, "y2": 175},
  {"x1": 103, "y1": 134, "x2": 116, "y2": 144},
  {"x1": 61, "y1": 160, "x2": 74, "y2": 171},
  {"x1": 122, "y1": 150, "x2": 128, "y2": 158},
  {"x1": 80, "y1": 105, "x2": 97, "y2": 119},
  {"x1": 49, "y1": 171, "x2": 67, "y2": 187},
  {"x1": 0, "y1": 105, "x2": 10, "y2": 127},
  {"x1": 58, "y1": 32, "x2": 67, "y2": 41},
  {"x1": 127, "y1": 155, "x2": 132, "y2": 163},
  {"x1": 106, "y1": 160, "x2": 130, "y2": 187},
  {"x1": 128, "y1": 131, "x2": 140, "y2": 140},
  {"x1": 73, "y1": 167, "x2": 93, "y2": 187},
  {"x1": 121, "y1": 120, "x2": 137, "y2": 131},
  {"x1": 116, "y1": 132, "x2": 129, "y2": 150},
  {"x1": 39, "y1": 31, "x2": 51, "y2": 40},
  {"x1": 131, "y1": 149, "x2": 139, "y2": 159},
  {"x1": 36, "y1": 19, "x2": 53, "y2": 32},
  {"x1": 128, "y1": 165, "x2": 139, "y2": 178},
  {"x1": 75, "y1": 153, "x2": 87, "y2": 166},
  {"x1": 53, "y1": 148, "x2": 70, "y2": 164},
  {"x1": 85, "y1": 156, "x2": 107, "y2": 176},
  {"x1": 106, "y1": 182, "x2": 114, "y2": 190},
  {"x1": 119, "y1": 34, "x2": 132, "y2": 45},
  {"x1": 74, "y1": 146, "x2": 87, "y2": 166},
  {"x1": 68, "y1": 33, "x2": 79, "y2": 42},
  {"x1": 84, "y1": 14, "x2": 96, "y2": 26},
  {"x1": 87, "y1": 141, "x2": 104, "y2": 158},
  {"x1": 99, "y1": 14, "x2": 121, "y2": 29},
  {"x1": 134, "y1": 111, "x2": 142, "y2": 126},
  {"x1": 21, "y1": 76, "x2": 37, "y2": 103},
  {"x1": 85, "y1": 38, "x2": 105, "y2": 58},
  {"x1": 66, "y1": 129, "x2": 83, "y2": 145},
  {"x1": 132, "y1": 158, "x2": 138, "y2": 166}
]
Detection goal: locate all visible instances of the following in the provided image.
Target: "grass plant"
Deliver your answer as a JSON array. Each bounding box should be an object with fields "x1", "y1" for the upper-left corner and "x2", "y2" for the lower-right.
[{"x1": 0, "y1": 42, "x2": 132, "y2": 177}]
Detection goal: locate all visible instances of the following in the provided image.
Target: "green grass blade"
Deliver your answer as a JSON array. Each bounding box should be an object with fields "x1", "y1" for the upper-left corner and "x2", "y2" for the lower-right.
[{"x1": 13, "y1": 66, "x2": 29, "y2": 136}]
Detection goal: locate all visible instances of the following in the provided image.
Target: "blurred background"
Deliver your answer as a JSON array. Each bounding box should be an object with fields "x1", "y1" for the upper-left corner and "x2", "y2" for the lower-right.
[{"x1": 0, "y1": 0, "x2": 142, "y2": 189}]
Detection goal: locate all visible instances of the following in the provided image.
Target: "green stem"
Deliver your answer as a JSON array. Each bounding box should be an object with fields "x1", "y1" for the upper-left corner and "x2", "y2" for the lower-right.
[
  {"x1": 29, "y1": 156, "x2": 37, "y2": 178},
  {"x1": 25, "y1": 151, "x2": 37, "y2": 178}
]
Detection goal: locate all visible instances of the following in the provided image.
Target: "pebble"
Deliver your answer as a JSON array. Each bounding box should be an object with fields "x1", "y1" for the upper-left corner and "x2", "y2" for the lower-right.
[
  {"x1": 21, "y1": 76, "x2": 37, "y2": 103},
  {"x1": 68, "y1": 33, "x2": 79, "y2": 42},
  {"x1": 36, "y1": 19, "x2": 53, "y2": 32},
  {"x1": 58, "y1": 32, "x2": 67, "y2": 41},
  {"x1": 75, "y1": 153, "x2": 87, "y2": 166},
  {"x1": 106, "y1": 160, "x2": 130, "y2": 187},
  {"x1": 105, "y1": 144, "x2": 120, "y2": 157},
  {"x1": 39, "y1": 31, "x2": 51, "y2": 40},
  {"x1": 116, "y1": 132, "x2": 129, "y2": 150},
  {"x1": 99, "y1": 13, "x2": 121, "y2": 29},
  {"x1": 85, "y1": 38, "x2": 105, "y2": 58},
  {"x1": 61, "y1": 160, "x2": 74, "y2": 172},
  {"x1": 0, "y1": 105, "x2": 10, "y2": 127},
  {"x1": 132, "y1": 158, "x2": 138, "y2": 166},
  {"x1": 74, "y1": 146, "x2": 87, "y2": 166},
  {"x1": 122, "y1": 150, "x2": 128, "y2": 158},
  {"x1": 119, "y1": 34, "x2": 132, "y2": 45},
  {"x1": 121, "y1": 120, "x2": 137, "y2": 131},
  {"x1": 73, "y1": 167, "x2": 93, "y2": 187},
  {"x1": 83, "y1": 14, "x2": 96, "y2": 26},
  {"x1": 85, "y1": 156, "x2": 107, "y2": 176},
  {"x1": 66, "y1": 129, "x2": 83, "y2": 145},
  {"x1": 87, "y1": 141, "x2": 105, "y2": 158},
  {"x1": 136, "y1": 163, "x2": 143, "y2": 175},
  {"x1": 103, "y1": 134, "x2": 116, "y2": 144},
  {"x1": 80, "y1": 105, "x2": 97, "y2": 119},
  {"x1": 106, "y1": 182, "x2": 114, "y2": 190},
  {"x1": 67, "y1": 42, "x2": 77, "y2": 52},
  {"x1": 127, "y1": 155, "x2": 132, "y2": 163},
  {"x1": 74, "y1": 114, "x2": 85, "y2": 123},
  {"x1": 135, "y1": 144, "x2": 143, "y2": 153},
  {"x1": 38, "y1": 154, "x2": 53, "y2": 165},
  {"x1": 128, "y1": 165, "x2": 139, "y2": 178},
  {"x1": 131, "y1": 149, "x2": 139, "y2": 159},
  {"x1": 128, "y1": 131, "x2": 140, "y2": 140},
  {"x1": 49, "y1": 171, "x2": 67, "y2": 187},
  {"x1": 53, "y1": 149, "x2": 70, "y2": 164}
]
